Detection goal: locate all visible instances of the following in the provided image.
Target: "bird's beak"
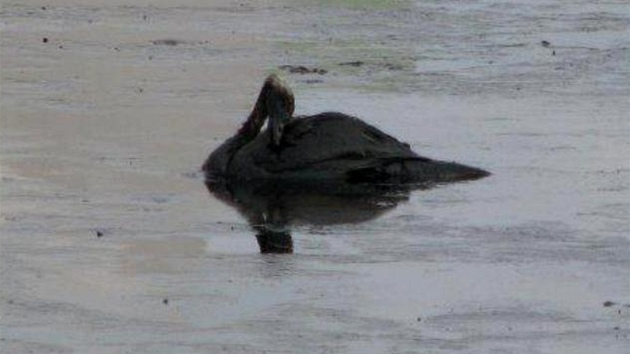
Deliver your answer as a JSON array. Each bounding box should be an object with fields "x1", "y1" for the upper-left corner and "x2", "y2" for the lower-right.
[{"x1": 268, "y1": 96, "x2": 291, "y2": 147}]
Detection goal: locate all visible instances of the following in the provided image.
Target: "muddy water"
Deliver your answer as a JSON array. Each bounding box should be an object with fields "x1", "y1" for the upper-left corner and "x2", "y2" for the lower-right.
[{"x1": 1, "y1": 0, "x2": 629, "y2": 353}]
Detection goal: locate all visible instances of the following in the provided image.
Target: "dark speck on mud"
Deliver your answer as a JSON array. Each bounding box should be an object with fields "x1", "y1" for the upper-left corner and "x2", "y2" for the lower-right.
[
  {"x1": 152, "y1": 39, "x2": 182, "y2": 46},
  {"x1": 339, "y1": 61, "x2": 365, "y2": 67}
]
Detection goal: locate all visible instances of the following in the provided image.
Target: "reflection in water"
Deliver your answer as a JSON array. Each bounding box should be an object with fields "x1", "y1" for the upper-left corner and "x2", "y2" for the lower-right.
[
  {"x1": 256, "y1": 230, "x2": 293, "y2": 254},
  {"x1": 206, "y1": 179, "x2": 431, "y2": 253}
]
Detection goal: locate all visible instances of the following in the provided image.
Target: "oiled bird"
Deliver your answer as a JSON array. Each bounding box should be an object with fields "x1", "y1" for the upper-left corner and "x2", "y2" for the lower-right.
[{"x1": 203, "y1": 75, "x2": 489, "y2": 184}]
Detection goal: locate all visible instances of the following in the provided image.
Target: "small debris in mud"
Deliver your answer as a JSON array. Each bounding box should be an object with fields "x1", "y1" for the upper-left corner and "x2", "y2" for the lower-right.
[
  {"x1": 552, "y1": 50, "x2": 556, "y2": 56},
  {"x1": 163, "y1": 298, "x2": 169, "y2": 305},
  {"x1": 603, "y1": 301, "x2": 616, "y2": 307},
  {"x1": 151, "y1": 196, "x2": 169, "y2": 204},
  {"x1": 278, "y1": 65, "x2": 327, "y2": 75},
  {"x1": 339, "y1": 61, "x2": 365, "y2": 67},
  {"x1": 382, "y1": 62, "x2": 404, "y2": 71},
  {"x1": 303, "y1": 79, "x2": 323, "y2": 84},
  {"x1": 41, "y1": 6, "x2": 47, "y2": 10},
  {"x1": 152, "y1": 39, "x2": 182, "y2": 46},
  {"x1": 42, "y1": 37, "x2": 49, "y2": 43},
  {"x1": 541, "y1": 40, "x2": 551, "y2": 47},
  {"x1": 181, "y1": 171, "x2": 201, "y2": 179},
  {"x1": 95, "y1": 230, "x2": 104, "y2": 238},
  {"x1": 416, "y1": 317, "x2": 421, "y2": 322}
]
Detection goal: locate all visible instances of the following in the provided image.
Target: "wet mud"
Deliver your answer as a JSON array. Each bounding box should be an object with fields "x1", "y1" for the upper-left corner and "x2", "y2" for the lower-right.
[{"x1": 1, "y1": 0, "x2": 629, "y2": 353}]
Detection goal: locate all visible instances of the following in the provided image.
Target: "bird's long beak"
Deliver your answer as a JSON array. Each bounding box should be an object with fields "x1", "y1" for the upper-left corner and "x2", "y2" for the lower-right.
[{"x1": 268, "y1": 95, "x2": 291, "y2": 147}]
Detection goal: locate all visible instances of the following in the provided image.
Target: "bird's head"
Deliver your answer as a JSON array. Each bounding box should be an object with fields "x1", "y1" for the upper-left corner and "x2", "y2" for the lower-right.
[{"x1": 263, "y1": 74, "x2": 294, "y2": 146}]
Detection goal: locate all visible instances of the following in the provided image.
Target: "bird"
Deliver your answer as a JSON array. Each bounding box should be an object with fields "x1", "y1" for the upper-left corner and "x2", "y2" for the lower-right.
[{"x1": 202, "y1": 74, "x2": 489, "y2": 185}]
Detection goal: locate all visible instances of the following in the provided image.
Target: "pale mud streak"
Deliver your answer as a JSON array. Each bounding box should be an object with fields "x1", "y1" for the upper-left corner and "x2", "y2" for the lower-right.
[{"x1": 1, "y1": 0, "x2": 629, "y2": 353}]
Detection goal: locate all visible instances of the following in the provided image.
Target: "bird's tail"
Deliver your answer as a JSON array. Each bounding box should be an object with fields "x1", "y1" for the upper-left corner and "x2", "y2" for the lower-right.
[{"x1": 346, "y1": 157, "x2": 490, "y2": 184}]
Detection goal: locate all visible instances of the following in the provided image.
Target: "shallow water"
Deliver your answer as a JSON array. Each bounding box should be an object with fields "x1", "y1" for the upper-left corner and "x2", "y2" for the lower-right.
[{"x1": 1, "y1": 0, "x2": 629, "y2": 353}]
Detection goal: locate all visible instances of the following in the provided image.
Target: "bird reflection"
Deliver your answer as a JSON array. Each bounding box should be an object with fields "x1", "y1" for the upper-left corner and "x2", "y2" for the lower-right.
[{"x1": 206, "y1": 179, "x2": 426, "y2": 253}]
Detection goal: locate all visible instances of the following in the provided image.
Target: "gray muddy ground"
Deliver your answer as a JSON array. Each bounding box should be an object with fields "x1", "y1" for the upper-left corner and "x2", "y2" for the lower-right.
[{"x1": 1, "y1": 0, "x2": 629, "y2": 353}]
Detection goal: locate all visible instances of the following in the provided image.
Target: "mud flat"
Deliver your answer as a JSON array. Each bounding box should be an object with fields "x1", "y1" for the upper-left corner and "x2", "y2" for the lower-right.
[{"x1": 1, "y1": 0, "x2": 629, "y2": 353}]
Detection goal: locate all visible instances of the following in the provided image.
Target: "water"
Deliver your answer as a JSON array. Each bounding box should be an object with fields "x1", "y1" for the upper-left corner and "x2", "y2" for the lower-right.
[{"x1": 1, "y1": 0, "x2": 628, "y2": 353}]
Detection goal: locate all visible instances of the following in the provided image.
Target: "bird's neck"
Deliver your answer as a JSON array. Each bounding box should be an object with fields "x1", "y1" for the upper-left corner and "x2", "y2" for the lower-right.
[
  {"x1": 236, "y1": 99, "x2": 266, "y2": 142},
  {"x1": 202, "y1": 81, "x2": 272, "y2": 177}
]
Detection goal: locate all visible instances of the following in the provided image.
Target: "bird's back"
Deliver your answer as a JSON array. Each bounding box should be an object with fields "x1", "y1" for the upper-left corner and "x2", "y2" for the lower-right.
[
  {"x1": 226, "y1": 112, "x2": 488, "y2": 183},
  {"x1": 228, "y1": 112, "x2": 422, "y2": 180}
]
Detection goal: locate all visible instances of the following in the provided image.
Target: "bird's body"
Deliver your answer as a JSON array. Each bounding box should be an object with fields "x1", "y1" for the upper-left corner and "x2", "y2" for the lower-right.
[{"x1": 203, "y1": 75, "x2": 489, "y2": 184}]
